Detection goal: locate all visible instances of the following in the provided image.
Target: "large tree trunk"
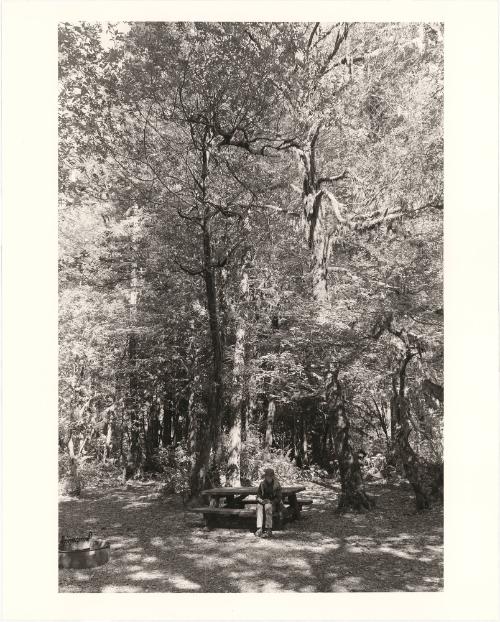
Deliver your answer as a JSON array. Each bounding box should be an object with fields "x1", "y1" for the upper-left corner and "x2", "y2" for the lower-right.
[
  {"x1": 227, "y1": 254, "x2": 250, "y2": 486},
  {"x1": 297, "y1": 125, "x2": 343, "y2": 321},
  {"x1": 203, "y1": 246, "x2": 224, "y2": 485},
  {"x1": 190, "y1": 144, "x2": 224, "y2": 497},
  {"x1": 227, "y1": 323, "x2": 246, "y2": 485},
  {"x1": 297, "y1": 128, "x2": 371, "y2": 510},
  {"x1": 124, "y1": 329, "x2": 142, "y2": 480},
  {"x1": 189, "y1": 400, "x2": 212, "y2": 498},
  {"x1": 124, "y1": 206, "x2": 142, "y2": 480},
  {"x1": 392, "y1": 353, "x2": 432, "y2": 511},
  {"x1": 327, "y1": 371, "x2": 374, "y2": 511}
]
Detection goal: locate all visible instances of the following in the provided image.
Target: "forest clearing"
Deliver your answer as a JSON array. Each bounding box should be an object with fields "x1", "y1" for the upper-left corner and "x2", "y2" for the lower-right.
[
  {"x1": 58, "y1": 21, "x2": 443, "y2": 592},
  {"x1": 59, "y1": 479, "x2": 443, "y2": 593}
]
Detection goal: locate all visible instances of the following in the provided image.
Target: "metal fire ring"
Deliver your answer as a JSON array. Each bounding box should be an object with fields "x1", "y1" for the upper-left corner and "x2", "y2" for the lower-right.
[{"x1": 59, "y1": 531, "x2": 110, "y2": 569}]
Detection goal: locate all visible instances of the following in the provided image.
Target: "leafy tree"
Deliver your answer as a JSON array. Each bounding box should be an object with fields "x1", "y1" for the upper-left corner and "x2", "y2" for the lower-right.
[{"x1": 58, "y1": 21, "x2": 443, "y2": 512}]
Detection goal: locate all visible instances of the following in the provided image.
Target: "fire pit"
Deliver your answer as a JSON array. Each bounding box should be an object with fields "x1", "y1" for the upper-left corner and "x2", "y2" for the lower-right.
[{"x1": 59, "y1": 531, "x2": 110, "y2": 569}]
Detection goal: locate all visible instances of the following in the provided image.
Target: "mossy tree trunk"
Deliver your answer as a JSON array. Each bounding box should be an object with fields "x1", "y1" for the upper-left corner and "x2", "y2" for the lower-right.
[
  {"x1": 327, "y1": 370, "x2": 374, "y2": 511},
  {"x1": 392, "y1": 352, "x2": 432, "y2": 511},
  {"x1": 227, "y1": 253, "x2": 251, "y2": 486}
]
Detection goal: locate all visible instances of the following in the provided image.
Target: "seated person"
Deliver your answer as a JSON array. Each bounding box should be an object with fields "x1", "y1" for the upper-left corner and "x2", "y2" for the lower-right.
[{"x1": 255, "y1": 467, "x2": 282, "y2": 538}]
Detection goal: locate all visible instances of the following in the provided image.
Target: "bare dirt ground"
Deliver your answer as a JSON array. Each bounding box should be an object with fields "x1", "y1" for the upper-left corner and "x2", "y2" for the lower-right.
[{"x1": 59, "y1": 480, "x2": 443, "y2": 592}]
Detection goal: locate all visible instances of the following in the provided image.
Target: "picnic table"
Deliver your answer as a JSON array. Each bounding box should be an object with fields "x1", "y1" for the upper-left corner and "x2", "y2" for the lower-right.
[{"x1": 190, "y1": 485, "x2": 312, "y2": 529}]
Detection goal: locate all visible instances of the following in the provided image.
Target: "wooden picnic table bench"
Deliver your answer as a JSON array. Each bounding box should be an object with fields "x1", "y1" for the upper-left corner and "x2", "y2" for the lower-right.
[{"x1": 190, "y1": 485, "x2": 312, "y2": 529}]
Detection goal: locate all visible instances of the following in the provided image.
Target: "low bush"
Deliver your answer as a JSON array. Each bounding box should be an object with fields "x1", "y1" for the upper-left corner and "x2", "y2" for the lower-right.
[
  {"x1": 240, "y1": 428, "x2": 308, "y2": 485},
  {"x1": 157, "y1": 444, "x2": 192, "y2": 495}
]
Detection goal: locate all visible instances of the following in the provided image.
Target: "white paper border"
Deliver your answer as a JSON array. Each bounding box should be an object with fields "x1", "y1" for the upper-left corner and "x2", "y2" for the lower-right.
[{"x1": 2, "y1": 1, "x2": 499, "y2": 620}]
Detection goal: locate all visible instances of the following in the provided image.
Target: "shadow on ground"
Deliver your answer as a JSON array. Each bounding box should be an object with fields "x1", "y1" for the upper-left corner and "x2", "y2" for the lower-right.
[{"x1": 59, "y1": 480, "x2": 443, "y2": 592}]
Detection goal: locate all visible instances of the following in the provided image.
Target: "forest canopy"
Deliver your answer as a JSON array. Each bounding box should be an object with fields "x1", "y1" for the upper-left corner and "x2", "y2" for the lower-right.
[{"x1": 58, "y1": 22, "x2": 443, "y2": 511}]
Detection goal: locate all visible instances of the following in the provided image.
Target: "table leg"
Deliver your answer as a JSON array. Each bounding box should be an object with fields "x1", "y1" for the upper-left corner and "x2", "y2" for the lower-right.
[
  {"x1": 288, "y1": 493, "x2": 301, "y2": 520},
  {"x1": 209, "y1": 495, "x2": 220, "y2": 508},
  {"x1": 275, "y1": 503, "x2": 284, "y2": 530}
]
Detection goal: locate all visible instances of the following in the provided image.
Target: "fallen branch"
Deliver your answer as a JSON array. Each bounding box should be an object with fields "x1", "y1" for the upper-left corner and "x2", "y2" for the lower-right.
[{"x1": 311, "y1": 478, "x2": 340, "y2": 490}]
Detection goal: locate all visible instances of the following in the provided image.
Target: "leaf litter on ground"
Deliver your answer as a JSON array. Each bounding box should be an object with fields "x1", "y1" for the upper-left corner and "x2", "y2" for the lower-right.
[{"x1": 59, "y1": 479, "x2": 443, "y2": 593}]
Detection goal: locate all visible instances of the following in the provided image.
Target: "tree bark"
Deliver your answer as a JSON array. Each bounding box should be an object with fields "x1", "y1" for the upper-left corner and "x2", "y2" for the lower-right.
[
  {"x1": 227, "y1": 323, "x2": 246, "y2": 485},
  {"x1": 62, "y1": 433, "x2": 82, "y2": 496},
  {"x1": 124, "y1": 205, "x2": 142, "y2": 480},
  {"x1": 264, "y1": 399, "x2": 276, "y2": 450},
  {"x1": 227, "y1": 253, "x2": 250, "y2": 486},
  {"x1": 103, "y1": 412, "x2": 113, "y2": 463},
  {"x1": 392, "y1": 353, "x2": 432, "y2": 510},
  {"x1": 295, "y1": 413, "x2": 308, "y2": 467},
  {"x1": 125, "y1": 330, "x2": 142, "y2": 479},
  {"x1": 327, "y1": 371, "x2": 374, "y2": 511},
  {"x1": 296, "y1": 125, "x2": 347, "y2": 320},
  {"x1": 189, "y1": 403, "x2": 212, "y2": 498},
  {"x1": 296, "y1": 127, "x2": 371, "y2": 510},
  {"x1": 186, "y1": 387, "x2": 197, "y2": 460},
  {"x1": 162, "y1": 390, "x2": 173, "y2": 447},
  {"x1": 290, "y1": 415, "x2": 296, "y2": 461},
  {"x1": 300, "y1": 413, "x2": 309, "y2": 466},
  {"x1": 189, "y1": 143, "x2": 225, "y2": 497},
  {"x1": 184, "y1": 388, "x2": 194, "y2": 440}
]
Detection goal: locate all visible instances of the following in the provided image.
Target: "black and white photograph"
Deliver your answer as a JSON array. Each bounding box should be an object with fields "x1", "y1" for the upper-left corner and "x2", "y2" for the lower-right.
[
  {"x1": 2, "y1": 0, "x2": 500, "y2": 618},
  {"x1": 57, "y1": 21, "x2": 445, "y2": 593}
]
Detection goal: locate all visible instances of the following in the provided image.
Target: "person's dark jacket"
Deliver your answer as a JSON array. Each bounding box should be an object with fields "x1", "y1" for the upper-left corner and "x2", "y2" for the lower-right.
[{"x1": 256, "y1": 478, "x2": 282, "y2": 505}]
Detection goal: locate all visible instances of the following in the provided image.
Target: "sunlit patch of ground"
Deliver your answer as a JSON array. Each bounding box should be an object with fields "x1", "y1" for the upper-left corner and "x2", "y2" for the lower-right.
[{"x1": 59, "y1": 480, "x2": 443, "y2": 593}]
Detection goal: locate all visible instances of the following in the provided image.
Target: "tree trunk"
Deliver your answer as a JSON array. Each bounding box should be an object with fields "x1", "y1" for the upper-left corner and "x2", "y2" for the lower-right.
[
  {"x1": 202, "y1": 242, "x2": 224, "y2": 484},
  {"x1": 295, "y1": 413, "x2": 308, "y2": 467},
  {"x1": 241, "y1": 396, "x2": 248, "y2": 443},
  {"x1": 226, "y1": 252, "x2": 250, "y2": 486},
  {"x1": 62, "y1": 434, "x2": 82, "y2": 497},
  {"x1": 125, "y1": 330, "x2": 142, "y2": 480},
  {"x1": 124, "y1": 205, "x2": 142, "y2": 480},
  {"x1": 186, "y1": 387, "x2": 197, "y2": 461},
  {"x1": 144, "y1": 400, "x2": 161, "y2": 471},
  {"x1": 297, "y1": 125, "x2": 341, "y2": 321},
  {"x1": 103, "y1": 413, "x2": 113, "y2": 463},
  {"x1": 327, "y1": 371, "x2": 374, "y2": 511},
  {"x1": 264, "y1": 399, "x2": 275, "y2": 449},
  {"x1": 190, "y1": 144, "x2": 224, "y2": 497},
  {"x1": 172, "y1": 403, "x2": 182, "y2": 446},
  {"x1": 297, "y1": 127, "x2": 371, "y2": 510},
  {"x1": 290, "y1": 415, "x2": 296, "y2": 460},
  {"x1": 227, "y1": 323, "x2": 246, "y2": 486},
  {"x1": 189, "y1": 404, "x2": 212, "y2": 498},
  {"x1": 392, "y1": 354, "x2": 431, "y2": 511},
  {"x1": 184, "y1": 388, "x2": 194, "y2": 440},
  {"x1": 311, "y1": 417, "x2": 324, "y2": 466},
  {"x1": 162, "y1": 390, "x2": 173, "y2": 446}
]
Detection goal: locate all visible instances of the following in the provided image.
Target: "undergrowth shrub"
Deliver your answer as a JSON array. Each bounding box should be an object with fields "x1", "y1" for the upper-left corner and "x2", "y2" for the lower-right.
[
  {"x1": 240, "y1": 427, "x2": 308, "y2": 485},
  {"x1": 157, "y1": 444, "x2": 191, "y2": 495},
  {"x1": 58, "y1": 452, "x2": 122, "y2": 495}
]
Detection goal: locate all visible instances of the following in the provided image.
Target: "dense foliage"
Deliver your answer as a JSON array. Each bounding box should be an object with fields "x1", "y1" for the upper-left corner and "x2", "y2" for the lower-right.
[{"x1": 59, "y1": 22, "x2": 443, "y2": 510}]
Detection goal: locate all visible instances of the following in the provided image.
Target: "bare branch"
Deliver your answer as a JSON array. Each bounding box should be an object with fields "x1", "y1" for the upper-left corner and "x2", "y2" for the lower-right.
[
  {"x1": 307, "y1": 23, "x2": 320, "y2": 51},
  {"x1": 173, "y1": 258, "x2": 203, "y2": 277}
]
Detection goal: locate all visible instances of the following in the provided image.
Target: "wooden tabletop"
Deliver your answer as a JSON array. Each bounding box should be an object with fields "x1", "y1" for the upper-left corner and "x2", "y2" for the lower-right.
[{"x1": 202, "y1": 485, "x2": 305, "y2": 496}]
